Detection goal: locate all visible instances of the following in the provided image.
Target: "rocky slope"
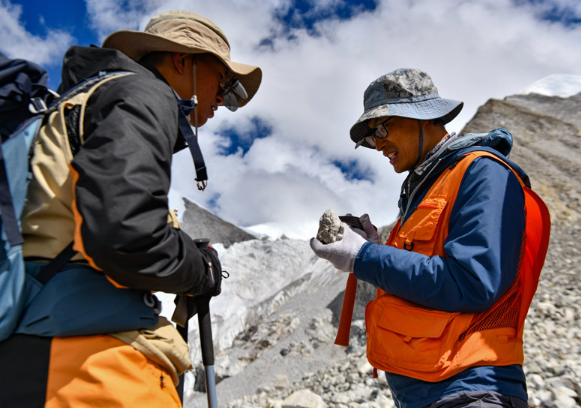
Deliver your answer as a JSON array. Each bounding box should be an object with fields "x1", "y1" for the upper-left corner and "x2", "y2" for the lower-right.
[
  {"x1": 181, "y1": 89, "x2": 581, "y2": 408},
  {"x1": 462, "y1": 92, "x2": 581, "y2": 225}
]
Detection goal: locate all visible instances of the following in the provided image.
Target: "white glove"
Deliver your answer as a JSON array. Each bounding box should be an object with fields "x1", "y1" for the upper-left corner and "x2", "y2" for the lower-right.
[
  {"x1": 310, "y1": 223, "x2": 367, "y2": 272},
  {"x1": 342, "y1": 213, "x2": 380, "y2": 244},
  {"x1": 359, "y1": 213, "x2": 381, "y2": 244}
]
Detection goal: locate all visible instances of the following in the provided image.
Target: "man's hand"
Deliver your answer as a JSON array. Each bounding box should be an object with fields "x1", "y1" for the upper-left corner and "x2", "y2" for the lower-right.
[
  {"x1": 173, "y1": 246, "x2": 222, "y2": 326},
  {"x1": 310, "y1": 223, "x2": 366, "y2": 272},
  {"x1": 341, "y1": 213, "x2": 380, "y2": 244},
  {"x1": 199, "y1": 247, "x2": 222, "y2": 296}
]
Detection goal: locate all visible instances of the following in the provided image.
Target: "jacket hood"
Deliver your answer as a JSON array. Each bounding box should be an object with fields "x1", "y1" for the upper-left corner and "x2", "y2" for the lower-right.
[
  {"x1": 420, "y1": 128, "x2": 530, "y2": 189},
  {"x1": 447, "y1": 128, "x2": 513, "y2": 157},
  {"x1": 59, "y1": 46, "x2": 154, "y2": 93},
  {"x1": 399, "y1": 127, "x2": 530, "y2": 219},
  {"x1": 415, "y1": 128, "x2": 514, "y2": 177}
]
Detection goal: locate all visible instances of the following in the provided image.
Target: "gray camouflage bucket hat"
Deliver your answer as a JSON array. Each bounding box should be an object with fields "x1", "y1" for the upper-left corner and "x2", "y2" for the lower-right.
[{"x1": 350, "y1": 68, "x2": 463, "y2": 148}]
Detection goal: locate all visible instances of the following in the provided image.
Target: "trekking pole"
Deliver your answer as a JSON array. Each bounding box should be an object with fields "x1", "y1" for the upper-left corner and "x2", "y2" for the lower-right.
[
  {"x1": 193, "y1": 238, "x2": 218, "y2": 408},
  {"x1": 174, "y1": 238, "x2": 218, "y2": 407},
  {"x1": 194, "y1": 294, "x2": 217, "y2": 408}
]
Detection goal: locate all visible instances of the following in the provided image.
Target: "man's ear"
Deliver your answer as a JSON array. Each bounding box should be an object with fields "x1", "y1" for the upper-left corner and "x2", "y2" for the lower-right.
[
  {"x1": 422, "y1": 119, "x2": 439, "y2": 133},
  {"x1": 172, "y1": 52, "x2": 189, "y2": 76}
]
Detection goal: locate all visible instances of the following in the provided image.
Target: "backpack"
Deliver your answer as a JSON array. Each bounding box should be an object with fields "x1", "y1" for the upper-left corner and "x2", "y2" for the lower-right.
[
  {"x1": 0, "y1": 53, "x2": 178, "y2": 341},
  {"x1": 0, "y1": 53, "x2": 57, "y2": 341}
]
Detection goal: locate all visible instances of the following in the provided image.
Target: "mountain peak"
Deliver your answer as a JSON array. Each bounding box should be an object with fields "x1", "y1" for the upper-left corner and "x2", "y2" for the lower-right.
[
  {"x1": 180, "y1": 198, "x2": 256, "y2": 248},
  {"x1": 519, "y1": 74, "x2": 581, "y2": 98}
]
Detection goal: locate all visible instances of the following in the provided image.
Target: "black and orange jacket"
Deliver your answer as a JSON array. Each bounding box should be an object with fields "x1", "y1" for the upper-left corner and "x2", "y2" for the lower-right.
[{"x1": 22, "y1": 45, "x2": 212, "y2": 296}]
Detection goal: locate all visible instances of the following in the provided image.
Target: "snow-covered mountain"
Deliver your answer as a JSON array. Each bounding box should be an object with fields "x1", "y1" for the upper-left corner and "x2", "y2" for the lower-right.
[
  {"x1": 157, "y1": 198, "x2": 368, "y2": 406},
  {"x1": 518, "y1": 73, "x2": 581, "y2": 98},
  {"x1": 169, "y1": 205, "x2": 359, "y2": 406}
]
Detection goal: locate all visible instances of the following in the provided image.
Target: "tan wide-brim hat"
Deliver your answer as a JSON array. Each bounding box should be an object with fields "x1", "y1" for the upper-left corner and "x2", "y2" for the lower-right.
[{"x1": 102, "y1": 10, "x2": 262, "y2": 108}]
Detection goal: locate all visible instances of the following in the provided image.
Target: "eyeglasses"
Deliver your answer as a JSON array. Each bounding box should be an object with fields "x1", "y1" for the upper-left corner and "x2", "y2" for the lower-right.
[
  {"x1": 219, "y1": 72, "x2": 248, "y2": 112},
  {"x1": 356, "y1": 118, "x2": 392, "y2": 149}
]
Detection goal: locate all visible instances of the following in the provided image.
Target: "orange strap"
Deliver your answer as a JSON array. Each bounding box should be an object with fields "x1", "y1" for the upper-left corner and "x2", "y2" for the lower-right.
[
  {"x1": 334, "y1": 222, "x2": 379, "y2": 347},
  {"x1": 334, "y1": 273, "x2": 358, "y2": 346},
  {"x1": 518, "y1": 186, "x2": 551, "y2": 334}
]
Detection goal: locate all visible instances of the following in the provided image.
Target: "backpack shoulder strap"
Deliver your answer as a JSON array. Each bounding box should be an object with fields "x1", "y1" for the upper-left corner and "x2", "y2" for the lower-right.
[
  {"x1": 33, "y1": 72, "x2": 135, "y2": 280},
  {"x1": 0, "y1": 143, "x2": 23, "y2": 246}
]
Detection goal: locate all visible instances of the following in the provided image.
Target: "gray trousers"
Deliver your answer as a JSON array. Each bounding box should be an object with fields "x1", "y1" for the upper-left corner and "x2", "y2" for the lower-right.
[{"x1": 426, "y1": 391, "x2": 529, "y2": 408}]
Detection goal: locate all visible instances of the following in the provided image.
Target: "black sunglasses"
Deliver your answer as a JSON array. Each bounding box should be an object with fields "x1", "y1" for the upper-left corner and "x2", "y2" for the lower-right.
[
  {"x1": 219, "y1": 73, "x2": 248, "y2": 112},
  {"x1": 355, "y1": 117, "x2": 392, "y2": 149}
]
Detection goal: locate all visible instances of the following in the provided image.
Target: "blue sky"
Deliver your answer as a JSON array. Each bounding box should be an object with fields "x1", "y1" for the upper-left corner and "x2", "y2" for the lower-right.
[
  {"x1": 3, "y1": 0, "x2": 581, "y2": 238},
  {"x1": 14, "y1": 0, "x2": 380, "y2": 89},
  {"x1": 18, "y1": 0, "x2": 91, "y2": 43},
  {"x1": 15, "y1": 1, "x2": 93, "y2": 86}
]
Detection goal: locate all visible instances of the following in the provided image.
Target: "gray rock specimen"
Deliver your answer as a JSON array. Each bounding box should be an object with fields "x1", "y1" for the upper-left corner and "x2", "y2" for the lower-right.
[{"x1": 316, "y1": 209, "x2": 344, "y2": 244}]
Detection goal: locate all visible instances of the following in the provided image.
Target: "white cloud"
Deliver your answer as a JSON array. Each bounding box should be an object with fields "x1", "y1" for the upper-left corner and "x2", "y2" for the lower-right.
[
  {"x1": 0, "y1": 0, "x2": 73, "y2": 66},
  {"x1": 85, "y1": 0, "x2": 581, "y2": 238},
  {"x1": 85, "y1": 0, "x2": 165, "y2": 41}
]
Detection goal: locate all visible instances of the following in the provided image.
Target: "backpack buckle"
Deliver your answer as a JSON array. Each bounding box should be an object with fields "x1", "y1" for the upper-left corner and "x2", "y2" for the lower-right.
[{"x1": 28, "y1": 97, "x2": 47, "y2": 114}]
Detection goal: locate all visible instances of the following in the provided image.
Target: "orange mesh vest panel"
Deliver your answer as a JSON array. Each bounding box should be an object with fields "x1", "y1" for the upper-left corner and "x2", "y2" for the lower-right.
[{"x1": 341, "y1": 151, "x2": 550, "y2": 382}]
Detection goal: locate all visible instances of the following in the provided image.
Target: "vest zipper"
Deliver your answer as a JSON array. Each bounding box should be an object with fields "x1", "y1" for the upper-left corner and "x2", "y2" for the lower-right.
[{"x1": 402, "y1": 158, "x2": 442, "y2": 221}]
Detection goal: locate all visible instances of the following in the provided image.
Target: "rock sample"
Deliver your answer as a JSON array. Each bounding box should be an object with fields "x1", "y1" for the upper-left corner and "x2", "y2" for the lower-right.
[{"x1": 316, "y1": 210, "x2": 344, "y2": 244}]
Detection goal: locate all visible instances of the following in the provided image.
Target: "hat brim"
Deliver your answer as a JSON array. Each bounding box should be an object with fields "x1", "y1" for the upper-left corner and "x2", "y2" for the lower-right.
[
  {"x1": 102, "y1": 31, "x2": 262, "y2": 107},
  {"x1": 350, "y1": 98, "x2": 463, "y2": 148}
]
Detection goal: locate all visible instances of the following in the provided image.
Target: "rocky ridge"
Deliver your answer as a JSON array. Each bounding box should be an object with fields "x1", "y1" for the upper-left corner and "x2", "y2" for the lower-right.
[
  {"x1": 184, "y1": 90, "x2": 581, "y2": 408},
  {"x1": 180, "y1": 198, "x2": 256, "y2": 248},
  {"x1": 462, "y1": 92, "x2": 581, "y2": 225}
]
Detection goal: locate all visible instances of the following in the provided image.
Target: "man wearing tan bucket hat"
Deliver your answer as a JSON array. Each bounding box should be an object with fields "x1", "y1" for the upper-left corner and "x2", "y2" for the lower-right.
[
  {"x1": 0, "y1": 10, "x2": 261, "y2": 408},
  {"x1": 310, "y1": 69, "x2": 550, "y2": 408}
]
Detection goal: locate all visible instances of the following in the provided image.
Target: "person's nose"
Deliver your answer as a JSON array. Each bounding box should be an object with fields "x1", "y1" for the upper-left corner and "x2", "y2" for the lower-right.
[{"x1": 375, "y1": 136, "x2": 387, "y2": 151}]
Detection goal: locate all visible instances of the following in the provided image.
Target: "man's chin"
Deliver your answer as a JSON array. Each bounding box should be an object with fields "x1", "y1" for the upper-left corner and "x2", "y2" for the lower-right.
[{"x1": 189, "y1": 116, "x2": 208, "y2": 127}]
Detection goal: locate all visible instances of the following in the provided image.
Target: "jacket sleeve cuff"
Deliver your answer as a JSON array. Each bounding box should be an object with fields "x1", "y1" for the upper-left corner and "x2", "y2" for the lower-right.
[{"x1": 353, "y1": 242, "x2": 391, "y2": 284}]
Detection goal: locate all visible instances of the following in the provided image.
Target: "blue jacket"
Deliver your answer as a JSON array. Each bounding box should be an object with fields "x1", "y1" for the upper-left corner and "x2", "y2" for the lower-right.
[{"x1": 354, "y1": 129, "x2": 528, "y2": 408}]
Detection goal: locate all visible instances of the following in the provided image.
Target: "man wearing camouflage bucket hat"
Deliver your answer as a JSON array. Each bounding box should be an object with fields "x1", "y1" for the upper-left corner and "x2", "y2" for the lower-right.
[
  {"x1": 311, "y1": 68, "x2": 550, "y2": 407},
  {"x1": 0, "y1": 10, "x2": 261, "y2": 408}
]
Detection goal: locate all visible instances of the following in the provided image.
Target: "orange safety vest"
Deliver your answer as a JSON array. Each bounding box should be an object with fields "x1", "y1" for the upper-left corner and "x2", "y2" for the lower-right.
[{"x1": 335, "y1": 151, "x2": 551, "y2": 382}]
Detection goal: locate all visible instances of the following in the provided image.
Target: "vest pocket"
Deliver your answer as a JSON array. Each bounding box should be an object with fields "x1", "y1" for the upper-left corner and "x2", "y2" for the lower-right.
[
  {"x1": 366, "y1": 295, "x2": 471, "y2": 373},
  {"x1": 397, "y1": 197, "x2": 447, "y2": 256}
]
